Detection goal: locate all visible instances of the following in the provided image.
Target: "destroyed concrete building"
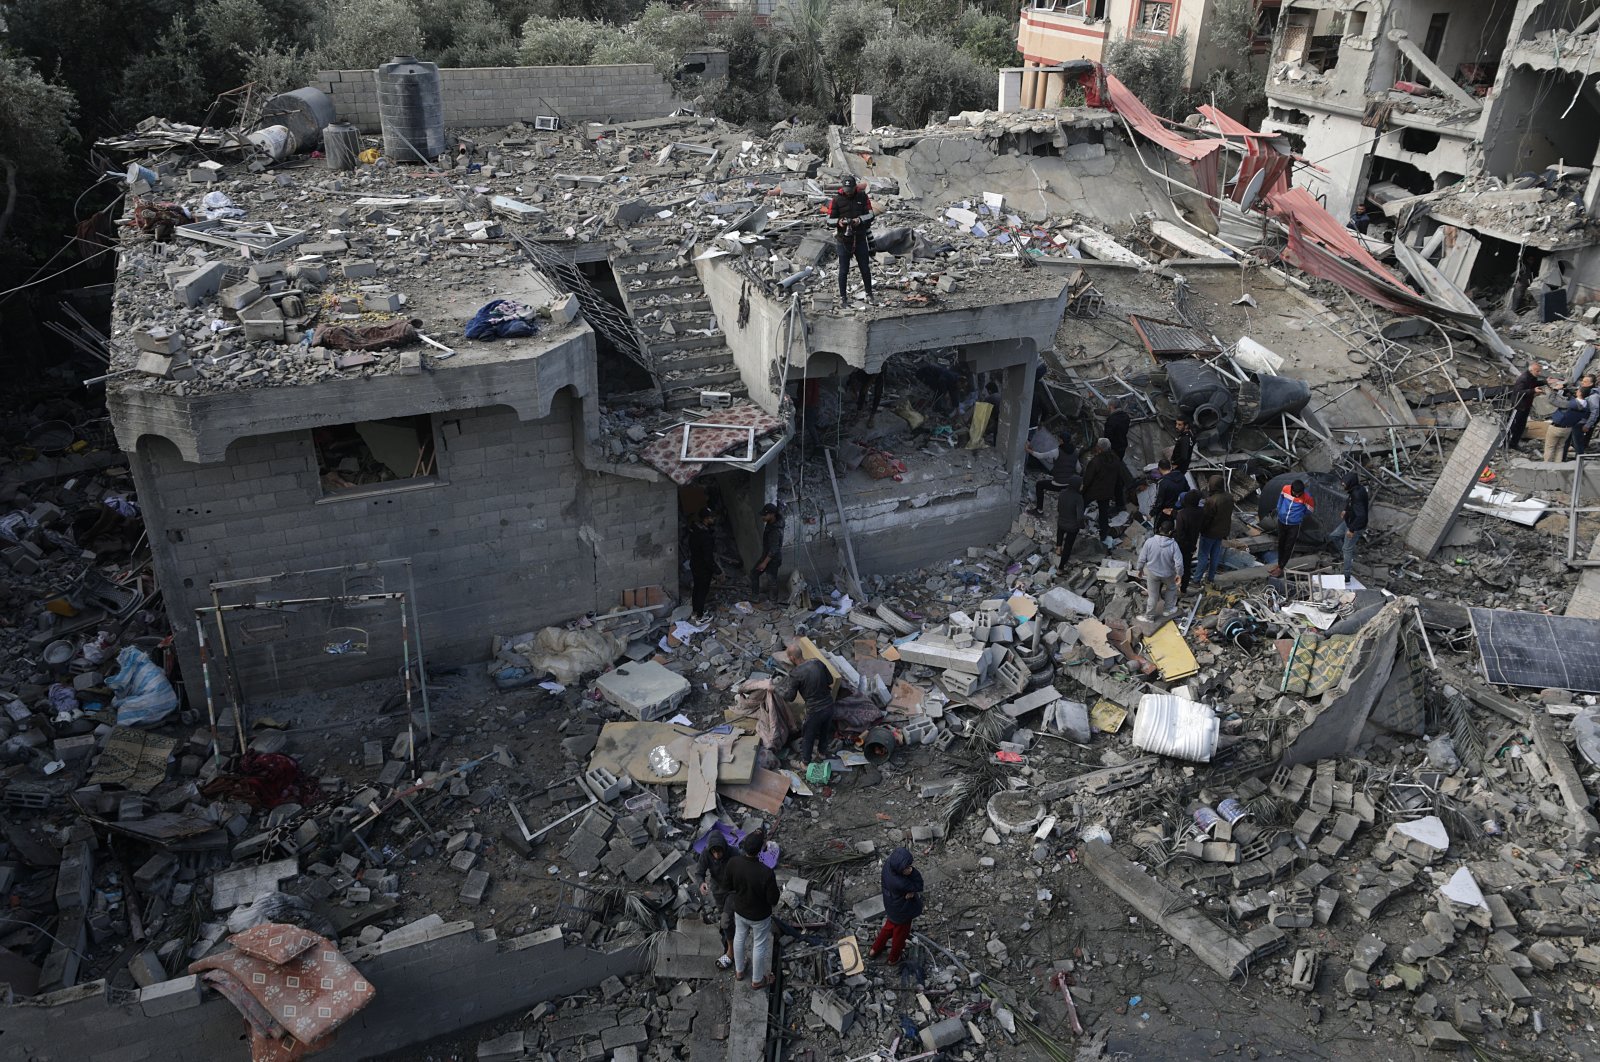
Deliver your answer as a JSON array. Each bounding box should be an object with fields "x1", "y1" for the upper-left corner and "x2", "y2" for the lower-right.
[
  {"x1": 1262, "y1": 0, "x2": 1600, "y2": 306},
  {"x1": 8, "y1": 43, "x2": 1600, "y2": 1062}
]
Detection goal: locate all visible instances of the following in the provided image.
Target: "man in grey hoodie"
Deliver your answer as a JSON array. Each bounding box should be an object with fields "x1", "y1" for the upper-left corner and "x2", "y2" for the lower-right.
[{"x1": 1134, "y1": 518, "x2": 1184, "y2": 621}]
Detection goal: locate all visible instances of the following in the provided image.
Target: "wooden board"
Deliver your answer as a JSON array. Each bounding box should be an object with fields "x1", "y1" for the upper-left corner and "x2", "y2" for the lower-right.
[{"x1": 717, "y1": 765, "x2": 791, "y2": 814}]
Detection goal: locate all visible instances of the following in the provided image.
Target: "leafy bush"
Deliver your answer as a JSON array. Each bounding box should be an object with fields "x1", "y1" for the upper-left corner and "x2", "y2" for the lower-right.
[
  {"x1": 1104, "y1": 28, "x2": 1189, "y2": 119},
  {"x1": 859, "y1": 31, "x2": 989, "y2": 128}
]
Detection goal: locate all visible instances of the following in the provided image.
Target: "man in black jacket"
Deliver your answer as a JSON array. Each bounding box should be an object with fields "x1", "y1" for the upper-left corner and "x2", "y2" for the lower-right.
[
  {"x1": 1340, "y1": 471, "x2": 1369, "y2": 579},
  {"x1": 751, "y1": 503, "x2": 783, "y2": 597},
  {"x1": 868, "y1": 847, "x2": 924, "y2": 966},
  {"x1": 777, "y1": 643, "x2": 838, "y2": 766},
  {"x1": 1507, "y1": 360, "x2": 1543, "y2": 449},
  {"x1": 1080, "y1": 438, "x2": 1123, "y2": 545},
  {"x1": 1151, "y1": 459, "x2": 1187, "y2": 519},
  {"x1": 726, "y1": 831, "x2": 781, "y2": 988},
  {"x1": 687, "y1": 508, "x2": 718, "y2": 621},
  {"x1": 1055, "y1": 473, "x2": 1086, "y2": 563},
  {"x1": 1170, "y1": 417, "x2": 1195, "y2": 475},
  {"x1": 1032, "y1": 441, "x2": 1079, "y2": 514},
  {"x1": 828, "y1": 175, "x2": 875, "y2": 304},
  {"x1": 1103, "y1": 400, "x2": 1131, "y2": 459}
]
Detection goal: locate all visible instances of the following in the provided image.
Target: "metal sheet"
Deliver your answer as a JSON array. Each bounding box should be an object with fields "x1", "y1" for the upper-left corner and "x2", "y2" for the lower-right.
[{"x1": 1470, "y1": 608, "x2": 1600, "y2": 693}]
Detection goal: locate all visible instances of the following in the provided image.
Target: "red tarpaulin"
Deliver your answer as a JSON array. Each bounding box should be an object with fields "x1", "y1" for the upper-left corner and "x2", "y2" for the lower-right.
[
  {"x1": 1105, "y1": 73, "x2": 1225, "y2": 212},
  {"x1": 1196, "y1": 104, "x2": 1292, "y2": 206},
  {"x1": 1265, "y1": 186, "x2": 1417, "y2": 295}
]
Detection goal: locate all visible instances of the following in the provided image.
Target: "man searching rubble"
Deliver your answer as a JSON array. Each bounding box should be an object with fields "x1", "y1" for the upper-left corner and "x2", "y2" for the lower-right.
[
  {"x1": 776, "y1": 643, "x2": 839, "y2": 769},
  {"x1": 827, "y1": 175, "x2": 876, "y2": 304},
  {"x1": 1507, "y1": 360, "x2": 1543, "y2": 451}
]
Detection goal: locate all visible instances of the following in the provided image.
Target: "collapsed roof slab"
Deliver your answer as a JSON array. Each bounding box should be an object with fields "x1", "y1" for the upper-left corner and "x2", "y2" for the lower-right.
[
  {"x1": 807, "y1": 283, "x2": 1070, "y2": 374},
  {"x1": 110, "y1": 324, "x2": 597, "y2": 464}
]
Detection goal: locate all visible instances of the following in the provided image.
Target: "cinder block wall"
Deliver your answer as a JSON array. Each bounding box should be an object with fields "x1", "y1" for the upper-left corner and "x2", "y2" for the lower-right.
[
  {"x1": 317, "y1": 64, "x2": 682, "y2": 131},
  {"x1": 130, "y1": 395, "x2": 676, "y2": 700}
]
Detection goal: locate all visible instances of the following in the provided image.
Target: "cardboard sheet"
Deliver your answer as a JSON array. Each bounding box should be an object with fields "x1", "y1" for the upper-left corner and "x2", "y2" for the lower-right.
[
  {"x1": 1143, "y1": 621, "x2": 1199, "y2": 681},
  {"x1": 717, "y1": 765, "x2": 791, "y2": 814}
]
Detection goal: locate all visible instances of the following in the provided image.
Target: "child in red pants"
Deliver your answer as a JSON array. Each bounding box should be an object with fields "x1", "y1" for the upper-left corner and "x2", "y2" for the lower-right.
[{"x1": 868, "y1": 847, "x2": 924, "y2": 965}]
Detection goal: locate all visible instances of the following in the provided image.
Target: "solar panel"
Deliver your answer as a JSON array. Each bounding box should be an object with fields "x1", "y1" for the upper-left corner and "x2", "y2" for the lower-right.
[{"x1": 1469, "y1": 607, "x2": 1600, "y2": 693}]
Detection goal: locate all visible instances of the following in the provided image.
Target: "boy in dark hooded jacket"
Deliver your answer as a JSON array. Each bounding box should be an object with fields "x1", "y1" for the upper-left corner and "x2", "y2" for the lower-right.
[
  {"x1": 868, "y1": 847, "x2": 924, "y2": 965},
  {"x1": 695, "y1": 830, "x2": 735, "y2": 969}
]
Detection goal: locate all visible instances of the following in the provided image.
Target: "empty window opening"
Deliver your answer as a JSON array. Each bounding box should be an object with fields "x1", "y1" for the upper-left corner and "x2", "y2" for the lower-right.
[
  {"x1": 315, "y1": 416, "x2": 436, "y2": 494},
  {"x1": 1399, "y1": 128, "x2": 1440, "y2": 154},
  {"x1": 1346, "y1": 6, "x2": 1368, "y2": 38}
]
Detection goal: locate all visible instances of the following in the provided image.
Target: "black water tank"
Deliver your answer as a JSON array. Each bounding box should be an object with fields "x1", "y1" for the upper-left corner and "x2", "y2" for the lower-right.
[{"x1": 377, "y1": 56, "x2": 445, "y2": 163}]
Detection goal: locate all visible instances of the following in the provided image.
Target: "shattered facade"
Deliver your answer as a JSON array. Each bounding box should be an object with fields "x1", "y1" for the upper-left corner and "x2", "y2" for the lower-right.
[{"x1": 1263, "y1": 0, "x2": 1600, "y2": 302}]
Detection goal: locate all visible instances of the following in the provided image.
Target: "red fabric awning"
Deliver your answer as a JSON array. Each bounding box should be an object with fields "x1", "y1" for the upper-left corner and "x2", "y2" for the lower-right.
[
  {"x1": 1105, "y1": 74, "x2": 1224, "y2": 163},
  {"x1": 1265, "y1": 186, "x2": 1416, "y2": 295}
]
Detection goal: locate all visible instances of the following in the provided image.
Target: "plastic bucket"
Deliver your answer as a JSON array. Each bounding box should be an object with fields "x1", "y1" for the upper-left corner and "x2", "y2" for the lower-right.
[{"x1": 1131, "y1": 694, "x2": 1219, "y2": 762}]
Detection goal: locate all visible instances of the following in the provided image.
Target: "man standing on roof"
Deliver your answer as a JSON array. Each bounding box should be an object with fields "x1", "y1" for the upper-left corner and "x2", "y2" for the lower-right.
[
  {"x1": 1270, "y1": 479, "x2": 1314, "y2": 577},
  {"x1": 1507, "y1": 361, "x2": 1543, "y2": 450},
  {"x1": 827, "y1": 175, "x2": 876, "y2": 304}
]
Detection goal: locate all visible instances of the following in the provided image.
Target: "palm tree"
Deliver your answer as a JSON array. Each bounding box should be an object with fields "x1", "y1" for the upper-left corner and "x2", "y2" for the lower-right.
[{"x1": 758, "y1": 0, "x2": 837, "y2": 117}]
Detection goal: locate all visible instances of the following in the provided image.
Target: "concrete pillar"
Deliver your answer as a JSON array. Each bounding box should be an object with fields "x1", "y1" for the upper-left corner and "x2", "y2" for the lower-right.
[
  {"x1": 963, "y1": 339, "x2": 1037, "y2": 502},
  {"x1": 1021, "y1": 65, "x2": 1039, "y2": 111},
  {"x1": 997, "y1": 69, "x2": 1023, "y2": 113},
  {"x1": 1586, "y1": 138, "x2": 1600, "y2": 216},
  {"x1": 851, "y1": 94, "x2": 873, "y2": 134},
  {"x1": 1033, "y1": 69, "x2": 1052, "y2": 110}
]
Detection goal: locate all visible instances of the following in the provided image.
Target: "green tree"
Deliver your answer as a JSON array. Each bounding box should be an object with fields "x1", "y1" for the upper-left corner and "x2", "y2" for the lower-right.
[
  {"x1": 119, "y1": 13, "x2": 211, "y2": 122},
  {"x1": 314, "y1": 0, "x2": 425, "y2": 70},
  {"x1": 415, "y1": 0, "x2": 520, "y2": 67},
  {"x1": 819, "y1": 0, "x2": 888, "y2": 103},
  {"x1": 516, "y1": 16, "x2": 624, "y2": 65},
  {"x1": 1104, "y1": 28, "x2": 1190, "y2": 118},
  {"x1": 0, "y1": 47, "x2": 79, "y2": 276},
  {"x1": 859, "y1": 31, "x2": 988, "y2": 127},
  {"x1": 760, "y1": 0, "x2": 838, "y2": 117},
  {"x1": 1203, "y1": 0, "x2": 1265, "y2": 123},
  {"x1": 955, "y1": 9, "x2": 1017, "y2": 70}
]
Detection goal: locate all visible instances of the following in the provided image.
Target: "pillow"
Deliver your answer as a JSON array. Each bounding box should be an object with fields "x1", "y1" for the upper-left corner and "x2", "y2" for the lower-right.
[{"x1": 229, "y1": 923, "x2": 320, "y2": 965}]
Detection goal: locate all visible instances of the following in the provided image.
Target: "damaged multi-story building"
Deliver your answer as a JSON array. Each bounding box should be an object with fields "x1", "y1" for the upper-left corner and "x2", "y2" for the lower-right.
[{"x1": 1261, "y1": 0, "x2": 1600, "y2": 306}]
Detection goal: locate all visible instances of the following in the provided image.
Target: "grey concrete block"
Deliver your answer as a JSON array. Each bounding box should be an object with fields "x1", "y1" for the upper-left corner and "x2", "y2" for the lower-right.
[{"x1": 140, "y1": 974, "x2": 204, "y2": 1016}]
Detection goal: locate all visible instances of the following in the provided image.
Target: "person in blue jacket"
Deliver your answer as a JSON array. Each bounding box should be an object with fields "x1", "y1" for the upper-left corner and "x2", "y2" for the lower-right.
[
  {"x1": 868, "y1": 847, "x2": 925, "y2": 966},
  {"x1": 1270, "y1": 479, "x2": 1315, "y2": 577}
]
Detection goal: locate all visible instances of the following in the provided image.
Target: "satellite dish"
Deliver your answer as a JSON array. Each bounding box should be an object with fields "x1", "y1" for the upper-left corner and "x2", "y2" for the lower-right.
[{"x1": 1240, "y1": 168, "x2": 1267, "y2": 212}]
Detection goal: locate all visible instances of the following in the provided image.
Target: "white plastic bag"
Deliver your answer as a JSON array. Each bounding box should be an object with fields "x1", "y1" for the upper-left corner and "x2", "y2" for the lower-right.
[
  {"x1": 1131, "y1": 693, "x2": 1219, "y2": 762},
  {"x1": 106, "y1": 646, "x2": 178, "y2": 727}
]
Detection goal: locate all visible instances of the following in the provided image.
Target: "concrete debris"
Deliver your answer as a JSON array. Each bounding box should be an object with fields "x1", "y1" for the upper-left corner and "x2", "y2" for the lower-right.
[{"x1": 8, "y1": 34, "x2": 1600, "y2": 1061}]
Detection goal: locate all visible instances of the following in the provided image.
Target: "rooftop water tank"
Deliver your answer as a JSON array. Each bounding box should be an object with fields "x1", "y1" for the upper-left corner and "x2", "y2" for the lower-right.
[
  {"x1": 257, "y1": 87, "x2": 336, "y2": 154},
  {"x1": 377, "y1": 56, "x2": 445, "y2": 163}
]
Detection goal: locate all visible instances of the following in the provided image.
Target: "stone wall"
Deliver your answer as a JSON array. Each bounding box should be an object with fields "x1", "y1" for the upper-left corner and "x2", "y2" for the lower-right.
[
  {"x1": 129, "y1": 393, "x2": 676, "y2": 699},
  {"x1": 317, "y1": 64, "x2": 682, "y2": 132}
]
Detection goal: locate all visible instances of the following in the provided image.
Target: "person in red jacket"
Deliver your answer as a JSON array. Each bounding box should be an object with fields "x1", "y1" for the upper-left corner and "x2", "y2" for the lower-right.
[{"x1": 826, "y1": 175, "x2": 875, "y2": 304}]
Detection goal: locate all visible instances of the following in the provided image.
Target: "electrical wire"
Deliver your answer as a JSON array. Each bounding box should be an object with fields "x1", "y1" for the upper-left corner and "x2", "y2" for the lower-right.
[{"x1": 0, "y1": 243, "x2": 119, "y2": 304}]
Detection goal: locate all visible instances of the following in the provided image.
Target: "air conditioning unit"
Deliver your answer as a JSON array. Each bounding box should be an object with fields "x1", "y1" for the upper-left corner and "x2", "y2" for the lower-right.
[{"x1": 534, "y1": 116, "x2": 559, "y2": 131}]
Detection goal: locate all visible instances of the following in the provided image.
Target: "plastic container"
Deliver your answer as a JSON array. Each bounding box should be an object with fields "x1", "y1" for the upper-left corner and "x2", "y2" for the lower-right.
[
  {"x1": 257, "y1": 87, "x2": 335, "y2": 153},
  {"x1": 377, "y1": 56, "x2": 446, "y2": 163},
  {"x1": 324, "y1": 122, "x2": 361, "y2": 171}
]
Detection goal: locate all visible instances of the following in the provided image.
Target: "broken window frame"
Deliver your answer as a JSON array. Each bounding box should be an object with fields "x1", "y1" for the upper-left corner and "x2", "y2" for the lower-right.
[
  {"x1": 1133, "y1": 0, "x2": 1174, "y2": 36},
  {"x1": 312, "y1": 414, "x2": 442, "y2": 500}
]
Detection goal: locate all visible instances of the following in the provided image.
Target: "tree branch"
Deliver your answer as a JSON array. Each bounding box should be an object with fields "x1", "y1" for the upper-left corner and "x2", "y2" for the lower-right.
[{"x1": 0, "y1": 157, "x2": 15, "y2": 245}]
